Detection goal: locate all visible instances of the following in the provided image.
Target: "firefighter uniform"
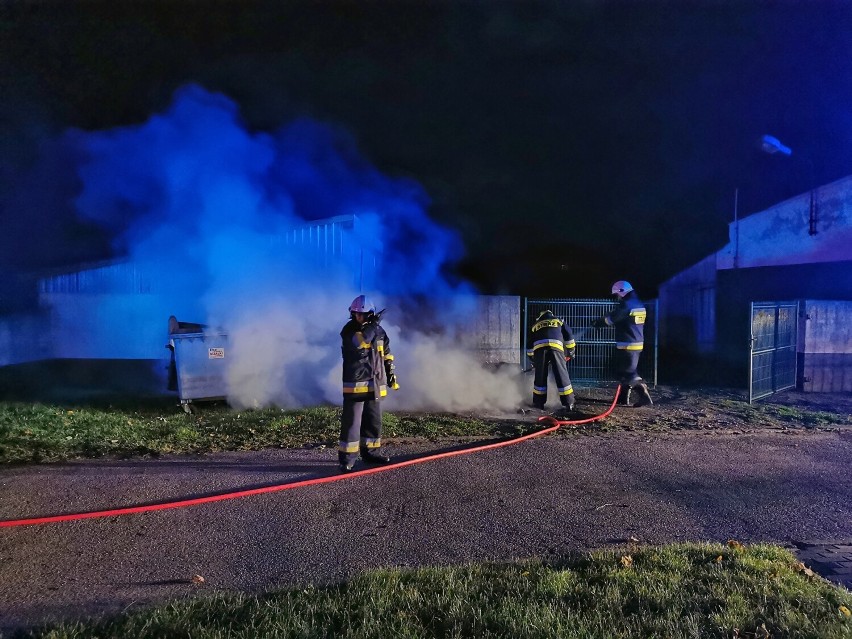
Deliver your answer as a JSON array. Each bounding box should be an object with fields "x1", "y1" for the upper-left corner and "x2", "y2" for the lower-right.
[
  {"x1": 339, "y1": 298, "x2": 397, "y2": 470},
  {"x1": 526, "y1": 310, "x2": 576, "y2": 410},
  {"x1": 599, "y1": 281, "x2": 653, "y2": 406}
]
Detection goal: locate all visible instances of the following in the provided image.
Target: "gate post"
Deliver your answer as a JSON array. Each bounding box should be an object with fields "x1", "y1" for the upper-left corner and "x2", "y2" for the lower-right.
[{"x1": 748, "y1": 301, "x2": 756, "y2": 404}]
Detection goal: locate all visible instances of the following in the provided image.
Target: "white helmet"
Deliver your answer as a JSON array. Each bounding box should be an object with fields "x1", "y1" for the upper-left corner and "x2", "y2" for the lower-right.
[
  {"x1": 349, "y1": 295, "x2": 375, "y2": 314},
  {"x1": 611, "y1": 280, "x2": 634, "y2": 298}
]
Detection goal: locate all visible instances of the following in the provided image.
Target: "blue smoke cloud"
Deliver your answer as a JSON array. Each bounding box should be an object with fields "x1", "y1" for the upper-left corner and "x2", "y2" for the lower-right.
[
  {"x1": 52, "y1": 84, "x2": 527, "y2": 410},
  {"x1": 72, "y1": 85, "x2": 469, "y2": 309}
]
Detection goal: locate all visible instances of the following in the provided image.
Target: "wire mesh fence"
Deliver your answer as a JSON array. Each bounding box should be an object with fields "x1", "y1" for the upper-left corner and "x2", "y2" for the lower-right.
[
  {"x1": 524, "y1": 298, "x2": 658, "y2": 392},
  {"x1": 749, "y1": 301, "x2": 798, "y2": 403}
]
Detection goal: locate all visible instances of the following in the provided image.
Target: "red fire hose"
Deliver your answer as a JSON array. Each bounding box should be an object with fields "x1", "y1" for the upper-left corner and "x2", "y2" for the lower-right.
[{"x1": 0, "y1": 388, "x2": 620, "y2": 528}]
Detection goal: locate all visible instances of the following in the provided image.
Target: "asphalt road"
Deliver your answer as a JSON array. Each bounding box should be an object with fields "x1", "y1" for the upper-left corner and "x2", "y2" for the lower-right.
[{"x1": 1, "y1": 428, "x2": 851, "y2": 634}]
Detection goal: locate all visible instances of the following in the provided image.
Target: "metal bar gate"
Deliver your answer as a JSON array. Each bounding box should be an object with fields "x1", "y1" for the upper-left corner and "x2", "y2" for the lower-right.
[
  {"x1": 523, "y1": 298, "x2": 658, "y2": 388},
  {"x1": 749, "y1": 301, "x2": 798, "y2": 404}
]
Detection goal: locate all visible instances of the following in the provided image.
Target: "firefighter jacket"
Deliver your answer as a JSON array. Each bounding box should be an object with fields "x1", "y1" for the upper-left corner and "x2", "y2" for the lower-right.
[
  {"x1": 526, "y1": 311, "x2": 576, "y2": 360},
  {"x1": 604, "y1": 291, "x2": 647, "y2": 351},
  {"x1": 341, "y1": 318, "x2": 394, "y2": 401}
]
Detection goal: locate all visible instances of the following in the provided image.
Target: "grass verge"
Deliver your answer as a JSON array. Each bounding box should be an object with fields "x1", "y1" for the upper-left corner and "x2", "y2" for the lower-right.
[
  {"x1": 0, "y1": 401, "x2": 528, "y2": 464},
  {"x1": 12, "y1": 543, "x2": 852, "y2": 639}
]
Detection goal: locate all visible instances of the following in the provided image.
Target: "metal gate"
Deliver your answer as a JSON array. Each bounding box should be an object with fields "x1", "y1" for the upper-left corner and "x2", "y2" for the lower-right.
[
  {"x1": 524, "y1": 298, "x2": 658, "y2": 387},
  {"x1": 749, "y1": 301, "x2": 798, "y2": 403}
]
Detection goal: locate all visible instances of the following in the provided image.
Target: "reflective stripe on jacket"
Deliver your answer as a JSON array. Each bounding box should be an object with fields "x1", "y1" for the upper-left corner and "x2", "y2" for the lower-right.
[
  {"x1": 526, "y1": 313, "x2": 576, "y2": 359},
  {"x1": 604, "y1": 292, "x2": 646, "y2": 350},
  {"x1": 341, "y1": 318, "x2": 393, "y2": 400}
]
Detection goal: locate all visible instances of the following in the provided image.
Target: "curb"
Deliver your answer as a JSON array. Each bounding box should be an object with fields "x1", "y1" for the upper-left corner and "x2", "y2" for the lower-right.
[{"x1": 792, "y1": 540, "x2": 852, "y2": 590}]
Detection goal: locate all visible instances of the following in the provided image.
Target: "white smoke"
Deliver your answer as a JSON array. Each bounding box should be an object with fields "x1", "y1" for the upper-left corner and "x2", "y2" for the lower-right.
[{"x1": 71, "y1": 84, "x2": 528, "y2": 413}]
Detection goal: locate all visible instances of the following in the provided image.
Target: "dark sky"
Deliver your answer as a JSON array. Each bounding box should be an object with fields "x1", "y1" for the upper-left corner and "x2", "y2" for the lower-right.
[{"x1": 2, "y1": 1, "x2": 851, "y2": 299}]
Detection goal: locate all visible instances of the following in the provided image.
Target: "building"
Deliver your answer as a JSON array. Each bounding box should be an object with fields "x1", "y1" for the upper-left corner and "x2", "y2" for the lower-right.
[{"x1": 659, "y1": 174, "x2": 852, "y2": 392}]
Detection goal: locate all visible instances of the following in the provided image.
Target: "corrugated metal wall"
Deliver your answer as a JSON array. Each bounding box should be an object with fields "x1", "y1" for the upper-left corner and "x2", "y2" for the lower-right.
[
  {"x1": 39, "y1": 261, "x2": 153, "y2": 295},
  {"x1": 38, "y1": 215, "x2": 378, "y2": 296}
]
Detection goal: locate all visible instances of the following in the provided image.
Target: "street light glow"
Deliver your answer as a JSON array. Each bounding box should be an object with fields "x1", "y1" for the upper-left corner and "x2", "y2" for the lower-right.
[{"x1": 760, "y1": 134, "x2": 792, "y2": 156}]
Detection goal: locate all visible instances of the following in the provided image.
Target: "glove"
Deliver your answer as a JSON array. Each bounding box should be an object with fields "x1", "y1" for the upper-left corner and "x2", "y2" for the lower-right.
[
  {"x1": 384, "y1": 360, "x2": 399, "y2": 390},
  {"x1": 592, "y1": 317, "x2": 608, "y2": 329},
  {"x1": 374, "y1": 308, "x2": 387, "y2": 324}
]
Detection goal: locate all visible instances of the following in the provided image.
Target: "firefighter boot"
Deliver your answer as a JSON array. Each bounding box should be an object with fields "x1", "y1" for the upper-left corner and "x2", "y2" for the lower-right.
[
  {"x1": 632, "y1": 382, "x2": 653, "y2": 408},
  {"x1": 338, "y1": 452, "x2": 356, "y2": 473},
  {"x1": 619, "y1": 384, "x2": 632, "y2": 406},
  {"x1": 555, "y1": 404, "x2": 575, "y2": 419},
  {"x1": 361, "y1": 449, "x2": 391, "y2": 465}
]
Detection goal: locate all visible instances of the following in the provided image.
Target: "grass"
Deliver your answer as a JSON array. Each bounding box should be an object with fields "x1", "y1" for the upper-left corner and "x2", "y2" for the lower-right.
[
  {"x1": 2, "y1": 399, "x2": 851, "y2": 637},
  {"x1": 0, "y1": 400, "x2": 528, "y2": 465},
  {"x1": 11, "y1": 543, "x2": 852, "y2": 639},
  {"x1": 716, "y1": 399, "x2": 850, "y2": 429},
  {"x1": 1, "y1": 390, "x2": 848, "y2": 464}
]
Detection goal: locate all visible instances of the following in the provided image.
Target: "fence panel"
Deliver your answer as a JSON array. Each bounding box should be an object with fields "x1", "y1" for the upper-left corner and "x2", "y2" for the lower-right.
[
  {"x1": 749, "y1": 301, "x2": 799, "y2": 403},
  {"x1": 524, "y1": 298, "x2": 658, "y2": 387}
]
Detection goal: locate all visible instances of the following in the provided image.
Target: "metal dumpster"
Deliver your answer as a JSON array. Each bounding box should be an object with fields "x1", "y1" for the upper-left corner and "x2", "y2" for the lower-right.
[{"x1": 167, "y1": 316, "x2": 228, "y2": 412}]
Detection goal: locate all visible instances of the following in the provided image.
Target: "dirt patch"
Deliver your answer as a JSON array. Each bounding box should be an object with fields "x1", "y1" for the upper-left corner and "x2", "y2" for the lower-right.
[{"x1": 508, "y1": 385, "x2": 852, "y2": 435}]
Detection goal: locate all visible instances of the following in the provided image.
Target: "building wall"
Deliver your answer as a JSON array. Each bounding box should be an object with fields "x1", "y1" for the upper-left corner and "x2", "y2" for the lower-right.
[
  {"x1": 658, "y1": 254, "x2": 717, "y2": 354},
  {"x1": 801, "y1": 300, "x2": 852, "y2": 393},
  {"x1": 714, "y1": 261, "x2": 852, "y2": 386},
  {"x1": 43, "y1": 293, "x2": 172, "y2": 360},
  {"x1": 0, "y1": 292, "x2": 522, "y2": 398},
  {"x1": 471, "y1": 295, "x2": 521, "y2": 365},
  {"x1": 0, "y1": 313, "x2": 51, "y2": 366},
  {"x1": 718, "y1": 174, "x2": 852, "y2": 270},
  {"x1": 658, "y1": 174, "x2": 852, "y2": 393}
]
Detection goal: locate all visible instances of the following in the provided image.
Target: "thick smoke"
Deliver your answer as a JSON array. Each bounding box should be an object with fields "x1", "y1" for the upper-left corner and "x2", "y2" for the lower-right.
[{"x1": 71, "y1": 85, "x2": 525, "y2": 411}]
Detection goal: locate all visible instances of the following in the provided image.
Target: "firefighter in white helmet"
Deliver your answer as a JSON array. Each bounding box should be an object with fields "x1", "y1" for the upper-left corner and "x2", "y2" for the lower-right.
[
  {"x1": 338, "y1": 294, "x2": 399, "y2": 472},
  {"x1": 593, "y1": 280, "x2": 653, "y2": 407}
]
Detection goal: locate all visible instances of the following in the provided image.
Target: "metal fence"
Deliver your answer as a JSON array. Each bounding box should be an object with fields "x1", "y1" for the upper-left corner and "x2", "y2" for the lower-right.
[
  {"x1": 749, "y1": 301, "x2": 798, "y2": 403},
  {"x1": 523, "y1": 298, "x2": 658, "y2": 388}
]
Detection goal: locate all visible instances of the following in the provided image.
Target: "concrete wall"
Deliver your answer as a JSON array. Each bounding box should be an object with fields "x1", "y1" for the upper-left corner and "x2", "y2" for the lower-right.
[
  {"x1": 801, "y1": 300, "x2": 852, "y2": 393},
  {"x1": 470, "y1": 295, "x2": 521, "y2": 365},
  {"x1": 718, "y1": 175, "x2": 852, "y2": 270}
]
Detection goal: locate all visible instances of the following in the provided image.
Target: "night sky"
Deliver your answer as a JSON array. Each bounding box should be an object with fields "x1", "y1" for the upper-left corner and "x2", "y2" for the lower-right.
[{"x1": 2, "y1": 1, "x2": 851, "y2": 303}]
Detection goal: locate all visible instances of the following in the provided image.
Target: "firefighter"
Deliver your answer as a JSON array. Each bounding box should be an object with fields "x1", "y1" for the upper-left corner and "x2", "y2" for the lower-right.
[
  {"x1": 593, "y1": 280, "x2": 653, "y2": 407},
  {"x1": 339, "y1": 295, "x2": 399, "y2": 473},
  {"x1": 526, "y1": 309, "x2": 576, "y2": 412}
]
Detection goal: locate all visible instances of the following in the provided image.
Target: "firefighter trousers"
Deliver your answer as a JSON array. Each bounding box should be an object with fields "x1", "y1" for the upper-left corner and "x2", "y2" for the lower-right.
[
  {"x1": 339, "y1": 398, "x2": 383, "y2": 464},
  {"x1": 615, "y1": 349, "x2": 646, "y2": 404},
  {"x1": 532, "y1": 349, "x2": 574, "y2": 408}
]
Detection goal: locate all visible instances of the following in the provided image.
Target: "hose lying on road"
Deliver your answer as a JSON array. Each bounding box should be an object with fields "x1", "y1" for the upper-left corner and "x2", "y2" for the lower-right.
[{"x1": 0, "y1": 388, "x2": 620, "y2": 528}]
